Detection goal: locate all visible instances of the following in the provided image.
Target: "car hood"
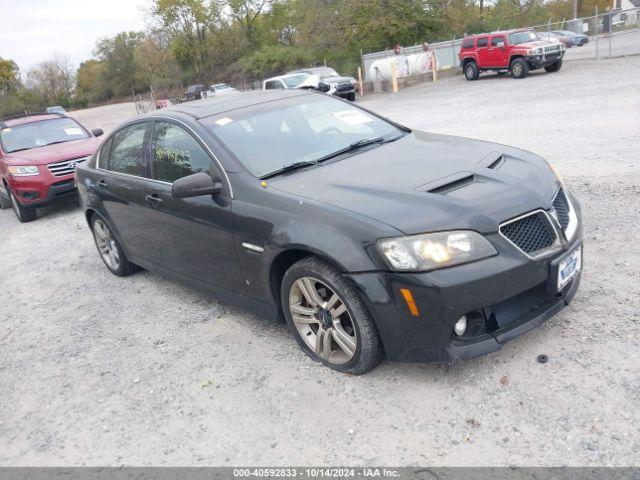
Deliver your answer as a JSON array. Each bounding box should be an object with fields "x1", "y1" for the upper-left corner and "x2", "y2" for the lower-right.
[
  {"x1": 519, "y1": 39, "x2": 561, "y2": 48},
  {"x1": 269, "y1": 131, "x2": 559, "y2": 235},
  {"x1": 3, "y1": 137, "x2": 101, "y2": 166}
]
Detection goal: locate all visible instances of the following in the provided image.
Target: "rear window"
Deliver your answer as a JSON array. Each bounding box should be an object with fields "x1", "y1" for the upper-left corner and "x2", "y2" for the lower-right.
[
  {"x1": 491, "y1": 36, "x2": 506, "y2": 46},
  {"x1": 477, "y1": 37, "x2": 488, "y2": 48},
  {"x1": 462, "y1": 37, "x2": 474, "y2": 49}
]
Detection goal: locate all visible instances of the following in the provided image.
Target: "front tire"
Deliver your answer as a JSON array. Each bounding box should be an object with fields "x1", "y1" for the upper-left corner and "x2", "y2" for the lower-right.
[
  {"x1": 10, "y1": 191, "x2": 37, "y2": 223},
  {"x1": 510, "y1": 58, "x2": 529, "y2": 79},
  {"x1": 545, "y1": 59, "x2": 563, "y2": 72},
  {"x1": 90, "y1": 215, "x2": 138, "y2": 276},
  {"x1": 464, "y1": 61, "x2": 479, "y2": 81},
  {"x1": 346, "y1": 92, "x2": 356, "y2": 102},
  {"x1": 281, "y1": 257, "x2": 382, "y2": 374}
]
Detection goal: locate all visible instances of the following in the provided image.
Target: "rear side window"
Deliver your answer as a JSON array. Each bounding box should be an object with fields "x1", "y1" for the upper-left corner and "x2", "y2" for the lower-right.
[
  {"x1": 477, "y1": 37, "x2": 488, "y2": 48},
  {"x1": 151, "y1": 121, "x2": 213, "y2": 183},
  {"x1": 462, "y1": 37, "x2": 474, "y2": 49},
  {"x1": 265, "y1": 80, "x2": 283, "y2": 90},
  {"x1": 491, "y1": 36, "x2": 506, "y2": 46},
  {"x1": 105, "y1": 123, "x2": 146, "y2": 176}
]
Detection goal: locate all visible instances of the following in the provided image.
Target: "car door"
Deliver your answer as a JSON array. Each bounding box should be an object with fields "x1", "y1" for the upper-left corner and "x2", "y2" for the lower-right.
[
  {"x1": 488, "y1": 35, "x2": 508, "y2": 67},
  {"x1": 141, "y1": 119, "x2": 244, "y2": 292},
  {"x1": 476, "y1": 36, "x2": 490, "y2": 66},
  {"x1": 95, "y1": 121, "x2": 155, "y2": 262}
]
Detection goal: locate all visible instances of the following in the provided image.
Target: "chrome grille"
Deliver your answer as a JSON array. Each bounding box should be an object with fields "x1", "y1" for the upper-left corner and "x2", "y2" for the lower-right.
[
  {"x1": 544, "y1": 44, "x2": 561, "y2": 53},
  {"x1": 500, "y1": 211, "x2": 559, "y2": 258},
  {"x1": 46, "y1": 156, "x2": 89, "y2": 177}
]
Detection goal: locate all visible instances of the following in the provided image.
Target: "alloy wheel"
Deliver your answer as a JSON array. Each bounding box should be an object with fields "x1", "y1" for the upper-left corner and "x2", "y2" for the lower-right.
[
  {"x1": 512, "y1": 63, "x2": 523, "y2": 77},
  {"x1": 93, "y1": 219, "x2": 120, "y2": 270},
  {"x1": 288, "y1": 276, "x2": 357, "y2": 365}
]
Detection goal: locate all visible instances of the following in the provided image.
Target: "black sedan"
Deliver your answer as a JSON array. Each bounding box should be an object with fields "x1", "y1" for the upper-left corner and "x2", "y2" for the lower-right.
[{"x1": 77, "y1": 90, "x2": 583, "y2": 374}]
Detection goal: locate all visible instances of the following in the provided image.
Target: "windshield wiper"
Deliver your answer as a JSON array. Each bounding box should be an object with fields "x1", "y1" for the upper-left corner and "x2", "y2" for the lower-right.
[
  {"x1": 260, "y1": 160, "x2": 319, "y2": 179},
  {"x1": 315, "y1": 134, "x2": 404, "y2": 164},
  {"x1": 43, "y1": 140, "x2": 73, "y2": 147}
]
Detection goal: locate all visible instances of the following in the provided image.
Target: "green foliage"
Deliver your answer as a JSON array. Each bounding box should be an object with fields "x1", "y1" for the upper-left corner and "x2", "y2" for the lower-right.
[
  {"x1": 237, "y1": 44, "x2": 313, "y2": 78},
  {"x1": 0, "y1": 58, "x2": 21, "y2": 94}
]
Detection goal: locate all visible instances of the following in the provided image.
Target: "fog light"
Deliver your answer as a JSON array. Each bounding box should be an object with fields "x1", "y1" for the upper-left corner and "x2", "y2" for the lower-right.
[{"x1": 454, "y1": 316, "x2": 468, "y2": 336}]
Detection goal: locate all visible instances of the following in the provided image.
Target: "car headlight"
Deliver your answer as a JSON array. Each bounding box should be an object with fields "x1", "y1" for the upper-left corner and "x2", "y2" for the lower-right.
[
  {"x1": 8, "y1": 165, "x2": 40, "y2": 177},
  {"x1": 376, "y1": 231, "x2": 497, "y2": 271}
]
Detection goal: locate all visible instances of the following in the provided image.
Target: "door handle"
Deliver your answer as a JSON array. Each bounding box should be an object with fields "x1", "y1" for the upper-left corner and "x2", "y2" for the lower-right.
[
  {"x1": 144, "y1": 194, "x2": 163, "y2": 208},
  {"x1": 97, "y1": 179, "x2": 108, "y2": 189}
]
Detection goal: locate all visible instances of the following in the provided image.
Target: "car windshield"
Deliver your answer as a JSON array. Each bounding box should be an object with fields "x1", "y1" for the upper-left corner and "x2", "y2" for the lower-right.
[
  {"x1": 0, "y1": 117, "x2": 89, "y2": 153},
  {"x1": 282, "y1": 73, "x2": 310, "y2": 88},
  {"x1": 509, "y1": 31, "x2": 539, "y2": 44},
  {"x1": 200, "y1": 94, "x2": 404, "y2": 178}
]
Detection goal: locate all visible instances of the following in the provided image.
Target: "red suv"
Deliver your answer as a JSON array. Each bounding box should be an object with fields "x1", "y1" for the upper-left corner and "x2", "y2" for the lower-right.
[
  {"x1": 459, "y1": 28, "x2": 565, "y2": 80},
  {"x1": 0, "y1": 113, "x2": 103, "y2": 222}
]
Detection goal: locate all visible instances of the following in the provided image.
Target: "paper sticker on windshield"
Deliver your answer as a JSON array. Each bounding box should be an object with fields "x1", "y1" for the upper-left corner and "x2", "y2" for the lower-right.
[
  {"x1": 64, "y1": 127, "x2": 83, "y2": 135},
  {"x1": 215, "y1": 117, "x2": 233, "y2": 126},
  {"x1": 333, "y1": 110, "x2": 373, "y2": 126}
]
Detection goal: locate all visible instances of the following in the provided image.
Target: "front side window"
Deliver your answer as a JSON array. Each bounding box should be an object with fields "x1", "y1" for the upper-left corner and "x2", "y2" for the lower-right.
[
  {"x1": 200, "y1": 94, "x2": 404, "y2": 178},
  {"x1": 107, "y1": 122, "x2": 146, "y2": 176},
  {"x1": 151, "y1": 121, "x2": 212, "y2": 183},
  {"x1": 491, "y1": 36, "x2": 505, "y2": 46},
  {"x1": 0, "y1": 117, "x2": 89, "y2": 153}
]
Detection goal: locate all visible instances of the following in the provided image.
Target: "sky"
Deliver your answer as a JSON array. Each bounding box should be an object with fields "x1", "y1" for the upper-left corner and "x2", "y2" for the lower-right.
[{"x1": 0, "y1": 0, "x2": 149, "y2": 73}]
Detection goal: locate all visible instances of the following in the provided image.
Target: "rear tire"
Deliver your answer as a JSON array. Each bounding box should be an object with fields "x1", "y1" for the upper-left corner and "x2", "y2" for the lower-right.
[
  {"x1": 510, "y1": 58, "x2": 529, "y2": 79},
  {"x1": 545, "y1": 59, "x2": 563, "y2": 73},
  {"x1": 10, "y1": 191, "x2": 37, "y2": 223},
  {"x1": 464, "y1": 61, "x2": 479, "y2": 81},
  {"x1": 90, "y1": 215, "x2": 138, "y2": 277},
  {"x1": 281, "y1": 257, "x2": 382, "y2": 375}
]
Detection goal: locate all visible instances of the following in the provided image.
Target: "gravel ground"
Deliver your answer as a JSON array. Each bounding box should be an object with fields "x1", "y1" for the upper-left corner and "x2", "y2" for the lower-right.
[{"x1": 1, "y1": 56, "x2": 639, "y2": 467}]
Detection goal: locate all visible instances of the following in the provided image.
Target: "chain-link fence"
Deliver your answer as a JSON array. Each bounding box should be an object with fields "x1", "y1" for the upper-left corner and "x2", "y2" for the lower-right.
[{"x1": 362, "y1": 7, "x2": 640, "y2": 82}]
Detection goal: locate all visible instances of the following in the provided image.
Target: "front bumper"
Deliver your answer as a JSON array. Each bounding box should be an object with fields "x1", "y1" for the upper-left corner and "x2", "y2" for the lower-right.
[
  {"x1": 7, "y1": 172, "x2": 77, "y2": 208},
  {"x1": 526, "y1": 50, "x2": 564, "y2": 68},
  {"x1": 348, "y1": 218, "x2": 583, "y2": 363}
]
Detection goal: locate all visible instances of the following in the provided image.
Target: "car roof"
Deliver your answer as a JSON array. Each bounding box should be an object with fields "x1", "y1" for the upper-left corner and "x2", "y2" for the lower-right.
[
  {"x1": 468, "y1": 28, "x2": 534, "y2": 37},
  {"x1": 1, "y1": 113, "x2": 65, "y2": 128},
  {"x1": 264, "y1": 72, "x2": 309, "y2": 82},
  {"x1": 152, "y1": 89, "x2": 312, "y2": 120}
]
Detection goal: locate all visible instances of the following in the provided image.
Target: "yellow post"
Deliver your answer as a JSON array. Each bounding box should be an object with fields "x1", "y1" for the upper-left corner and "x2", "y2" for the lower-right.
[
  {"x1": 391, "y1": 61, "x2": 398, "y2": 94},
  {"x1": 357, "y1": 66, "x2": 364, "y2": 97}
]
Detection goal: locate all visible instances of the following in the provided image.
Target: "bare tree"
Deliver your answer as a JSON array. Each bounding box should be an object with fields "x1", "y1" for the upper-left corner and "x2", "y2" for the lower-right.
[{"x1": 26, "y1": 54, "x2": 75, "y2": 105}]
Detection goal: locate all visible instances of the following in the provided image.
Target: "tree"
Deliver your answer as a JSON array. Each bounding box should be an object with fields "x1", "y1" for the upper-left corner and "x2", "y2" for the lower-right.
[
  {"x1": 95, "y1": 31, "x2": 146, "y2": 97},
  {"x1": 0, "y1": 58, "x2": 21, "y2": 95},
  {"x1": 25, "y1": 55, "x2": 75, "y2": 106}
]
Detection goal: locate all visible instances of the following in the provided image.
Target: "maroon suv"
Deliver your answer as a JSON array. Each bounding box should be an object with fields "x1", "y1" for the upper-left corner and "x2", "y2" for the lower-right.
[{"x1": 0, "y1": 112, "x2": 102, "y2": 222}]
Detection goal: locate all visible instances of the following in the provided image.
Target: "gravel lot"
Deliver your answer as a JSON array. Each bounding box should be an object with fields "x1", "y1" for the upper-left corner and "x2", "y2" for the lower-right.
[{"x1": 1, "y1": 56, "x2": 639, "y2": 467}]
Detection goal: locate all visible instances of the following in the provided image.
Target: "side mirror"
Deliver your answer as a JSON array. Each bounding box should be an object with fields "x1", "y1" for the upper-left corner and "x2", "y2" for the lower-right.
[
  {"x1": 317, "y1": 82, "x2": 331, "y2": 93},
  {"x1": 92, "y1": 128, "x2": 104, "y2": 137},
  {"x1": 172, "y1": 172, "x2": 223, "y2": 199}
]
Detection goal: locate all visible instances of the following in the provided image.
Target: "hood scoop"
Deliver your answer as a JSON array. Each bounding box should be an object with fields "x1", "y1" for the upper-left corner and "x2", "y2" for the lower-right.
[
  {"x1": 478, "y1": 151, "x2": 505, "y2": 170},
  {"x1": 424, "y1": 173, "x2": 476, "y2": 195}
]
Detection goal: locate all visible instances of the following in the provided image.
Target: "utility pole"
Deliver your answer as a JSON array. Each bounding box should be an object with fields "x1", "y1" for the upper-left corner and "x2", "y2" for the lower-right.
[{"x1": 573, "y1": 0, "x2": 578, "y2": 18}]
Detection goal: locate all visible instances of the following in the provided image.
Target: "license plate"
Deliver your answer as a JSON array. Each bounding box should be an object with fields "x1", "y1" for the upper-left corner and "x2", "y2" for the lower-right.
[{"x1": 557, "y1": 246, "x2": 582, "y2": 291}]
